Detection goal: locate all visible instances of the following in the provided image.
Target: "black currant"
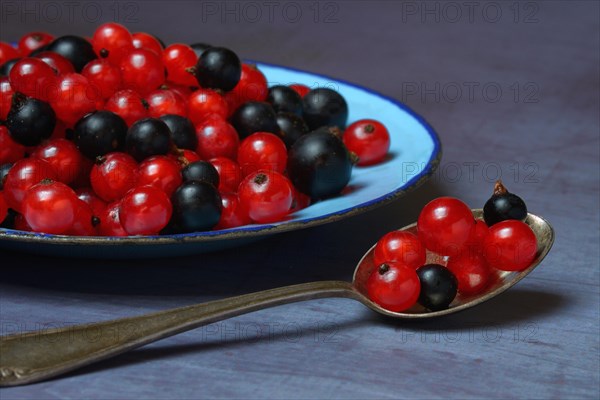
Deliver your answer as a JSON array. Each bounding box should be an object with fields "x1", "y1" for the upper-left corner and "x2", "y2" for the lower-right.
[
  {"x1": 302, "y1": 88, "x2": 348, "y2": 130},
  {"x1": 194, "y1": 47, "x2": 241, "y2": 91},
  {"x1": 230, "y1": 101, "x2": 279, "y2": 139},
  {"x1": 126, "y1": 118, "x2": 172, "y2": 162},
  {"x1": 0, "y1": 58, "x2": 20, "y2": 77},
  {"x1": 267, "y1": 85, "x2": 303, "y2": 116},
  {"x1": 416, "y1": 264, "x2": 458, "y2": 311},
  {"x1": 74, "y1": 111, "x2": 128, "y2": 159},
  {"x1": 0, "y1": 163, "x2": 13, "y2": 190},
  {"x1": 483, "y1": 180, "x2": 528, "y2": 226},
  {"x1": 181, "y1": 161, "x2": 220, "y2": 187},
  {"x1": 159, "y1": 114, "x2": 198, "y2": 151},
  {"x1": 47, "y1": 35, "x2": 97, "y2": 72},
  {"x1": 171, "y1": 181, "x2": 222, "y2": 233},
  {"x1": 28, "y1": 44, "x2": 50, "y2": 57},
  {"x1": 190, "y1": 42, "x2": 212, "y2": 58},
  {"x1": 6, "y1": 93, "x2": 56, "y2": 146},
  {"x1": 275, "y1": 112, "x2": 308, "y2": 148},
  {"x1": 287, "y1": 128, "x2": 353, "y2": 199}
]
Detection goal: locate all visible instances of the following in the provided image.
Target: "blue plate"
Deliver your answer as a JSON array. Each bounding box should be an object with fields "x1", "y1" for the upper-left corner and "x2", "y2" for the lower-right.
[{"x1": 0, "y1": 62, "x2": 442, "y2": 258}]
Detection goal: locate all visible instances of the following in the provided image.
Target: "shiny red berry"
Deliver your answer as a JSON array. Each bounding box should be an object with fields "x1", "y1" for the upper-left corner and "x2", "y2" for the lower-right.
[
  {"x1": 0, "y1": 77, "x2": 15, "y2": 120},
  {"x1": 238, "y1": 132, "x2": 287, "y2": 177},
  {"x1": 14, "y1": 214, "x2": 33, "y2": 231},
  {"x1": 31, "y1": 138, "x2": 83, "y2": 185},
  {"x1": 483, "y1": 220, "x2": 537, "y2": 271},
  {"x1": 214, "y1": 192, "x2": 251, "y2": 230},
  {"x1": 120, "y1": 185, "x2": 172, "y2": 235},
  {"x1": 373, "y1": 231, "x2": 426, "y2": 269},
  {"x1": 169, "y1": 149, "x2": 201, "y2": 166},
  {"x1": 224, "y1": 64, "x2": 268, "y2": 113},
  {"x1": 34, "y1": 51, "x2": 75, "y2": 75},
  {"x1": 18, "y1": 32, "x2": 54, "y2": 56},
  {"x1": 0, "y1": 125, "x2": 26, "y2": 164},
  {"x1": 366, "y1": 262, "x2": 421, "y2": 312},
  {"x1": 92, "y1": 23, "x2": 134, "y2": 65},
  {"x1": 22, "y1": 180, "x2": 79, "y2": 234},
  {"x1": 3, "y1": 158, "x2": 57, "y2": 212},
  {"x1": 0, "y1": 191, "x2": 8, "y2": 223},
  {"x1": 289, "y1": 84, "x2": 310, "y2": 98},
  {"x1": 132, "y1": 32, "x2": 164, "y2": 56},
  {"x1": 238, "y1": 170, "x2": 293, "y2": 223},
  {"x1": 210, "y1": 157, "x2": 242, "y2": 192},
  {"x1": 67, "y1": 199, "x2": 99, "y2": 236},
  {"x1": 90, "y1": 152, "x2": 139, "y2": 202},
  {"x1": 187, "y1": 89, "x2": 228, "y2": 125},
  {"x1": 194, "y1": 116, "x2": 239, "y2": 160},
  {"x1": 163, "y1": 44, "x2": 198, "y2": 87},
  {"x1": 9, "y1": 57, "x2": 57, "y2": 101},
  {"x1": 82, "y1": 59, "x2": 122, "y2": 100},
  {"x1": 98, "y1": 201, "x2": 127, "y2": 236},
  {"x1": 120, "y1": 49, "x2": 165, "y2": 96},
  {"x1": 138, "y1": 155, "x2": 182, "y2": 197},
  {"x1": 343, "y1": 119, "x2": 390, "y2": 166},
  {"x1": 0, "y1": 42, "x2": 19, "y2": 64},
  {"x1": 75, "y1": 187, "x2": 107, "y2": 216},
  {"x1": 446, "y1": 252, "x2": 497, "y2": 296},
  {"x1": 145, "y1": 89, "x2": 187, "y2": 118},
  {"x1": 50, "y1": 73, "x2": 99, "y2": 126},
  {"x1": 104, "y1": 89, "x2": 148, "y2": 126}
]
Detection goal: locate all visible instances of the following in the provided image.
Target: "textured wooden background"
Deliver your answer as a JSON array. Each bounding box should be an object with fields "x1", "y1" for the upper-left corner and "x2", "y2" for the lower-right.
[{"x1": 1, "y1": 1, "x2": 599, "y2": 398}]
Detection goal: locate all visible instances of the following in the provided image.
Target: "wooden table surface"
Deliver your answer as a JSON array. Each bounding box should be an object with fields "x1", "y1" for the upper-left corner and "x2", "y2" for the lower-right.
[{"x1": 1, "y1": 1, "x2": 599, "y2": 399}]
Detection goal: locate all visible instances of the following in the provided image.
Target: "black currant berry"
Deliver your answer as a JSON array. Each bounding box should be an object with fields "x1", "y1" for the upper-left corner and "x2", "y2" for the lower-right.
[
  {"x1": 171, "y1": 181, "x2": 222, "y2": 233},
  {"x1": 6, "y1": 94, "x2": 56, "y2": 146},
  {"x1": 74, "y1": 111, "x2": 128, "y2": 159},
  {"x1": 275, "y1": 112, "x2": 309, "y2": 148},
  {"x1": 267, "y1": 85, "x2": 303, "y2": 116},
  {"x1": 483, "y1": 180, "x2": 528, "y2": 226},
  {"x1": 159, "y1": 114, "x2": 198, "y2": 150},
  {"x1": 0, "y1": 58, "x2": 20, "y2": 77},
  {"x1": 194, "y1": 47, "x2": 241, "y2": 91},
  {"x1": 302, "y1": 88, "x2": 348, "y2": 130},
  {"x1": 190, "y1": 42, "x2": 212, "y2": 58},
  {"x1": 181, "y1": 161, "x2": 220, "y2": 187},
  {"x1": 230, "y1": 101, "x2": 279, "y2": 139},
  {"x1": 47, "y1": 35, "x2": 97, "y2": 72},
  {"x1": 0, "y1": 163, "x2": 13, "y2": 190},
  {"x1": 416, "y1": 264, "x2": 458, "y2": 311},
  {"x1": 287, "y1": 128, "x2": 353, "y2": 199},
  {"x1": 126, "y1": 118, "x2": 172, "y2": 162},
  {"x1": 28, "y1": 44, "x2": 50, "y2": 57}
]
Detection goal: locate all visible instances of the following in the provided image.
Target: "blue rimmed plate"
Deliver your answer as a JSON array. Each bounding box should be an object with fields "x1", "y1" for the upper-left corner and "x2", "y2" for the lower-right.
[{"x1": 0, "y1": 62, "x2": 442, "y2": 258}]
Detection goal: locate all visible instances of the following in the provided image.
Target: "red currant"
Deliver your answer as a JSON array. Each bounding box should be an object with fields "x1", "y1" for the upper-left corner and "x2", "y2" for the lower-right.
[
  {"x1": 104, "y1": 89, "x2": 148, "y2": 126},
  {"x1": 9, "y1": 57, "x2": 57, "y2": 101},
  {"x1": 22, "y1": 180, "x2": 79, "y2": 234},
  {"x1": 289, "y1": 84, "x2": 310, "y2": 98},
  {"x1": 14, "y1": 213, "x2": 33, "y2": 231},
  {"x1": 446, "y1": 252, "x2": 497, "y2": 296},
  {"x1": 237, "y1": 132, "x2": 287, "y2": 177},
  {"x1": 163, "y1": 44, "x2": 198, "y2": 87},
  {"x1": 132, "y1": 32, "x2": 163, "y2": 56},
  {"x1": 0, "y1": 191, "x2": 8, "y2": 223},
  {"x1": 214, "y1": 192, "x2": 251, "y2": 229},
  {"x1": 82, "y1": 59, "x2": 122, "y2": 100},
  {"x1": 145, "y1": 89, "x2": 187, "y2": 118},
  {"x1": 90, "y1": 152, "x2": 139, "y2": 202},
  {"x1": 18, "y1": 32, "x2": 54, "y2": 56},
  {"x1": 75, "y1": 187, "x2": 107, "y2": 216},
  {"x1": 0, "y1": 125, "x2": 26, "y2": 164},
  {"x1": 343, "y1": 119, "x2": 390, "y2": 166},
  {"x1": 120, "y1": 185, "x2": 172, "y2": 235},
  {"x1": 70, "y1": 157, "x2": 94, "y2": 189},
  {"x1": 120, "y1": 48, "x2": 165, "y2": 96},
  {"x1": 224, "y1": 64, "x2": 268, "y2": 113},
  {"x1": 162, "y1": 83, "x2": 192, "y2": 103},
  {"x1": 92, "y1": 23, "x2": 134, "y2": 65},
  {"x1": 3, "y1": 158, "x2": 57, "y2": 212},
  {"x1": 138, "y1": 155, "x2": 182, "y2": 197},
  {"x1": 0, "y1": 77, "x2": 15, "y2": 120},
  {"x1": 67, "y1": 199, "x2": 99, "y2": 236},
  {"x1": 290, "y1": 187, "x2": 311, "y2": 213},
  {"x1": 238, "y1": 170, "x2": 293, "y2": 223},
  {"x1": 187, "y1": 88, "x2": 228, "y2": 125},
  {"x1": 50, "y1": 73, "x2": 99, "y2": 126},
  {"x1": 483, "y1": 220, "x2": 537, "y2": 271},
  {"x1": 366, "y1": 262, "x2": 421, "y2": 312},
  {"x1": 31, "y1": 138, "x2": 83, "y2": 185},
  {"x1": 98, "y1": 201, "x2": 127, "y2": 236},
  {"x1": 417, "y1": 197, "x2": 475, "y2": 256},
  {"x1": 210, "y1": 157, "x2": 242, "y2": 192},
  {"x1": 0, "y1": 42, "x2": 19, "y2": 64},
  {"x1": 194, "y1": 116, "x2": 239, "y2": 160},
  {"x1": 34, "y1": 52, "x2": 75, "y2": 75},
  {"x1": 169, "y1": 149, "x2": 201, "y2": 166},
  {"x1": 373, "y1": 231, "x2": 426, "y2": 269}
]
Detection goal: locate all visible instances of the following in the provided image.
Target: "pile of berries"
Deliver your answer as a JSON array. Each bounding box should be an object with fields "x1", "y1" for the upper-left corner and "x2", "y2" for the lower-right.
[
  {"x1": 367, "y1": 181, "x2": 537, "y2": 312},
  {"x1": 0, "y1": 24, "x2": 391, "y2": 236}
]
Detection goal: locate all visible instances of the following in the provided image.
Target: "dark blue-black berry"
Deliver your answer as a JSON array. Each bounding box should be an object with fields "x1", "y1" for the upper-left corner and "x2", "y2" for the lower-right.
[
  {"x1": 275, "y1": 112, "x2": 308, "y2": 148},
  {"x1": 194, "y1": 47, "x2": 241, "y2": 92},
  {"x1": 416, "y1": 264, "x2": 458, "y2": 311},
  {"x1": 0, "y1": 58, "x2": 20, "y2": 77},
  {"x1": 230, "y1": 101, "x2": 279, "y2": 139},
  {"x1": 47, "y1": 35, "x2": 97, "y2": 72},
  {"x1": 267, "y1": 85, "x2": 303, "y2": 116},
  {"x1": 181, "y1": 161, "x2": 220, "y2": 187},
  {"x1": 190, "y1": 42, "x2": 212, "y2": 58},
  {"x1": 287, "y1": 128, "x2": 353, "y2": 199},
  {"x1": 6, "y1": 93, "x2": 56, "y2": 146},
  {"x1": 126, "y1": 118, "x2": 173, "y2": 162},
  {"x1": 302, "y1": 88, "x2": 348, "y2": 130},
  {"x1": 0, "y1": 163, "x2": 13, "y2": 190},
  {"x1": 483, "y1": 180, "x2": 528, "y2": 226},
  {"x1": 159, "y1": 114, "x2": 197, "y2": 151},
  {"x1": 171, "y1": 181, "x2": 222, "y2": 233},
  {"x1": 74, "y1": 111, "x2": 128, "y2": 159}
]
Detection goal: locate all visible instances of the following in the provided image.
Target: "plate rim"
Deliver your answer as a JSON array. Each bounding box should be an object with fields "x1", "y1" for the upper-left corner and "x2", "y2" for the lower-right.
[{"x1": 0, "y1": 61, "x2": 442, "y2": 246}]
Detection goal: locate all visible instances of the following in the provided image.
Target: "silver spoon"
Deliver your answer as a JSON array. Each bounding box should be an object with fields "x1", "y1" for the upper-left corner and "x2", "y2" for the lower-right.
[{"x1": 0, "y1": 210, "x2": 554, "y2": 387}]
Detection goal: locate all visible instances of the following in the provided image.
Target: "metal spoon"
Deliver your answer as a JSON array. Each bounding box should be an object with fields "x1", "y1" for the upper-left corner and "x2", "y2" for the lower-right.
[{"x1": 0, "y1": 210, "x2": 554, "y2": 387}]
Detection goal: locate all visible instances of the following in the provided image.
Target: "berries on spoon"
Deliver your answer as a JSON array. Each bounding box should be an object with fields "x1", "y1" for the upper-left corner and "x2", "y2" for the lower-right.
[
  {"x1": 366, "y1": 262, "x2": 421, "y2": 313},
  {"x1": 483, "y1": 180, "x2": 528, "y2": 226},
  {"x1": 416, "y1": 264, "x2": 458, "y2": 311},
  {"x1": 483, "y1": 220, "x2": 537, "y2": 271}
]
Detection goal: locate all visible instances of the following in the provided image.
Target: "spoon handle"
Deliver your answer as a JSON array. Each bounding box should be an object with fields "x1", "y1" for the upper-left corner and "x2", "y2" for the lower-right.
[{"x1": 0, "y1": 280, "x2": 361, "y2": 387}]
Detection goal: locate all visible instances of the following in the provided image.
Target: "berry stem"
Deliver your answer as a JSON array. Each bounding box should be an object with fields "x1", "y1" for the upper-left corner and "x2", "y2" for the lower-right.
[{"x1": 493, "y1": 180, "x2": 508, "y2": 196}]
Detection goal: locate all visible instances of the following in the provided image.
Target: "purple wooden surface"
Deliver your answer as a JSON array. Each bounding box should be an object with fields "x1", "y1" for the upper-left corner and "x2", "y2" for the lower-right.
[{"x1": 1, "y1": 1, "x2": 598, "y2": 399}]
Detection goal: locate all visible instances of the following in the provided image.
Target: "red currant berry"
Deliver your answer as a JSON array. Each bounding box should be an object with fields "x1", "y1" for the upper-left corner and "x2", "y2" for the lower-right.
[
  {"x1": 22, "y1": 180, "x2": 79, "y2": 234},
  {"x1": 214, "y1": 192, "x2": 251, "y2": 229},
  {"x1": 462, "y1": 220, "x2": 489, "y2": 256},
  {"x1": 18, "y1": 32, "x2": 54, "y2": 56},
  {"x1": 67, "y1": 199, "x2": 99, "y2": 236},
  {"x1": 92, "y1": 23, "x2": 134, "y2": 65},
  {"x1": 145, "y1": 89, "x2": 187, "y2": 118},
  {"x1": 50, "y1": 73, "x2": 99, "y2": 126},
  {"x1": 194, "y1": 116, "x2": 239, "y2": 160},
  {"x1": 90, "y1": 152, "x2": 139, "y2": 202},
  {"x1": 3, "y1": 158, "x2": 57, "y2": 212},
  {"x1": 31, "y1": 138, "x2": 83, "y2": 185},
  {"x1": 104, "y1": 89, "x2": 148, "y2": 126},
  {"x1": 343, "y1": 119, "x2": 390, "y2": 166},
  {"x1": 82, "y1": 59, "x2": 122, "y2": 100},
  {"x1": 9, "y1": 57, "x2": 57, "y2": 101},
  {"x1": 75, "y1": 187, "x2": 107, "y2": 216},
  {"x1": 210, "y1": 157, "x2": 242, "y2": 192},
  {"x1": 417, "y1": 197, "x2": 475, "y2": 256},
  {"x1": 138, "y1": 155, "x2": 182, "y2": 197},
  {"x1": 98, "y1": 201, "x2": 127, "y2": 236},
  {"x1": 238, "y1": 170, "x2": 293, "y2": 223},
  {"x1": 70, "y1": 156, "x2": 94, "y2": 189},
  {"x1": 120, "y1": 185, "x2": 172, "y2": 235},
  {"x1": 373, "y1": 231, "x2": 426, "y2": 269},
  {"x1": 289, "y1": 84, "x2": 310, "y2": 98},
  {"x1": 120, "y1": 49, "x2": 165, "y2": 96},
  {"x1": 169, "y1": 149, "x2": 201, "y2": 166},
  {"x1": 132, "y1": 32, "x2": 164, "y2": 56},
  {"x1": 187, "y1": 89, "x2": 228, "y2": 125},
  {"x1": 224, "y1": 64, "x2": 268, "y2": 113},
  {"x1": 237, "y1": 132, "x2": 287, "y2": 177},
  {"x1": 0, "y1": 42, "x2": 19, "y2": 64},
  {"x1": 34, "y1": 51, "x2": 75, "y2": 75},
  {"x1": 0, "y1": 191, "x2": 8, "y2": 223},
  {"x1": 290, "y1": 187, "x2": 311, "y2": 213},
  {"x1": 0, "y1": 125, "x2": 26, "y2": 164},
  {"x1": 163, "y1": 44, "x2": 198, "y2": 87},
  {"x1": 446, "y1": 252, "x2": 496, "y2": 296},
  {"x1": 161, "y1": 83, "x2": 192, "y2": 103},
  {"x1": 366, "y1": 262, "x2": 421, "y2": 312},
  {"x1": 0, "y1": 77, "x2": 15, "y2": 120},
  {"x1": 14, "y1": 213, "x2": 33, "y2": 231},
  {"x1": 483, "y1": 220, "x2": 537, "y2": 271}
]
